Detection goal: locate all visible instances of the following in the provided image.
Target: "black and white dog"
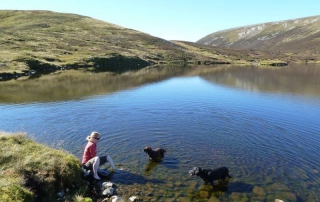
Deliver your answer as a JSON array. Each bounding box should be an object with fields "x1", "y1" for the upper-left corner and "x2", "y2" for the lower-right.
[{"x1": 189, "y1": 166, "x2": 232, "y2": 186}]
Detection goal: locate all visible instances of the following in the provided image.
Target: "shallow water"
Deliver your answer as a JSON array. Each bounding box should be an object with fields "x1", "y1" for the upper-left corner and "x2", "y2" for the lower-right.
[{"x1": 1, "y1": 64, "x2": 320, "y2": 201}]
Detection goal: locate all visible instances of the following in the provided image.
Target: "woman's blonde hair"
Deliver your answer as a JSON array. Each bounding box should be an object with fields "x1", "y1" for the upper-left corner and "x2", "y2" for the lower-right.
[{"x1": 86, "y1": 131, "x2": 100, "y2": 141}]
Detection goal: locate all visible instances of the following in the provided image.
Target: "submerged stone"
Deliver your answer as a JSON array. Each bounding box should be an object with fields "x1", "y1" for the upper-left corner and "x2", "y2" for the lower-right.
[
  {"x1": 207, "y1": 195, "x2": 221, "y2": 202},
  {"x1": 230, "y1": 192, "x2": 249, "y2": 202},
  {"x1": 267, "y1": 182, "x2": 290, "y2": 192},
  {"x1": 252, "y1": 186, "x2": 266, "y2": 197},
  {"x1": 199, "y1": 190, "x2": 210, "y2": 198}
]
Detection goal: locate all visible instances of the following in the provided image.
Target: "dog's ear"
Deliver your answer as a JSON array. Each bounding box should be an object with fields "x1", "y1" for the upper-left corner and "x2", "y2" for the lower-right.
[
  {"x1": 194, "y1": 167, "x2": 200, "y2": 175},
  {"x1": 144, "y1": 146, "x2": 152, "y2": 154}
]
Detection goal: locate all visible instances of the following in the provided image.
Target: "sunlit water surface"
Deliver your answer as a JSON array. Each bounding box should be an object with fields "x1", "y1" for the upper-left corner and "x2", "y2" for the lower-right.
[{"x1": 1, "y1": 64, "x2": 320, "y2": 201}]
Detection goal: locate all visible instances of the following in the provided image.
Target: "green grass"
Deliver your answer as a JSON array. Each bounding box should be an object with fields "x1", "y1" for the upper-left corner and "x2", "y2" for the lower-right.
[
  {"x1": 0, "y1": 10, "x2": 196, "y2": 73},
  {"x1": 0, "y1": 131, "x2": 88, "y2": 202},
  {"x1": 0, "y1": 10, "x2": 295, "y2": 76}
]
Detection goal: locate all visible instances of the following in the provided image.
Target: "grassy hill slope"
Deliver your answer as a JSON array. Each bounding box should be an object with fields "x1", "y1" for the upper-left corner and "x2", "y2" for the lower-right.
[
  {"x1": 0, "y1": 10, "x2": 237, "y2": 75},
  {"x1": 197, "y1": 15, "x2": 320, "y2": 62},
  {"x1": 1, "y1": 10, "x2": 296, "y2": 79}
]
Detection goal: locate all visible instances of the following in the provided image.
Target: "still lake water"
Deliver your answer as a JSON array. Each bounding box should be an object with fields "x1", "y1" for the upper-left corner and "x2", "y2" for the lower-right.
[{"x1": 1, "y1": 64, "x2": 320, "y2": 201}]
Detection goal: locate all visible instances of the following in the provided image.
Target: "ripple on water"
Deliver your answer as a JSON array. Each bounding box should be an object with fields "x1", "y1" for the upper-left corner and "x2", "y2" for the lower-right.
[{"x1": 2, "y1": 69, "x2": 320, "y2": 201}]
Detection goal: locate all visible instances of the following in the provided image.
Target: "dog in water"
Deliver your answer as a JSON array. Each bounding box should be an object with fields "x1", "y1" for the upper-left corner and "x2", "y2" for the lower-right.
[
  {"x1": 143, "y1": 146, "x2": 166, "y2": 161},
  {"x1": 189, "y1": 166, "x2": 232, "y2": 186}
]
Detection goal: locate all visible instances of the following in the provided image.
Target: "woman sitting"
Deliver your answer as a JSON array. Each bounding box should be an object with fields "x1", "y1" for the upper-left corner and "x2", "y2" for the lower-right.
[{"x1": 82, "y1": 131, "x2": 118, "y2": 180}]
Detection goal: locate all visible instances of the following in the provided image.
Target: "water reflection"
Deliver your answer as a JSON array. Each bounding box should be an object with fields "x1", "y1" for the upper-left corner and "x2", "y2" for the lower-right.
[
  {"x1": 1, "y1": 64, "x2": 319, "y2": 103},
  {"x1": 0, "y1": 65, "x2": 213, "y2": 103},
  {"x1": 201, "y1": 64, "x2": 320, "y2": 97},
  {"x1": 144, "y1": 161, "x2": 159, "y2": 175}
]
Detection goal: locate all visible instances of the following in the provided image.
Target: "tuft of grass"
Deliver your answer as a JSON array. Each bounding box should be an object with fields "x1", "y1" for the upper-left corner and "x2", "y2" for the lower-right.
[{"x1": 0, "y1": 131, "x2": 87, "y2": 202}]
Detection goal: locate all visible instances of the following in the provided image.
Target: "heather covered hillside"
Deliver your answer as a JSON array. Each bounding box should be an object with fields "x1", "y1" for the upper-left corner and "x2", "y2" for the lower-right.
[{"x1": 197, "y1": 15, "x2": 320, "y2": 62}]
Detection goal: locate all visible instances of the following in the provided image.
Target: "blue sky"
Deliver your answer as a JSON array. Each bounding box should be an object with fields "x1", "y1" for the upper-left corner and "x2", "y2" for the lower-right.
[{"x1": 2, "y1": 0, "x2": 319, "y2": 42}]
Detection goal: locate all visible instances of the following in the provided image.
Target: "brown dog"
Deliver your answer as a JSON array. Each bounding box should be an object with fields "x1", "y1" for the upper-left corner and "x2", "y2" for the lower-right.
[{"x1": 143, "y1": 146, "x2": 166, "y2": 161}]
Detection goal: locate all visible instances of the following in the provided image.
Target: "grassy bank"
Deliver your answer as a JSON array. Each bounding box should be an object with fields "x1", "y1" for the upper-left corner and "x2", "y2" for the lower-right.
[{"x1": 0, "y1": 131, "x2": 89, "y2": 202}]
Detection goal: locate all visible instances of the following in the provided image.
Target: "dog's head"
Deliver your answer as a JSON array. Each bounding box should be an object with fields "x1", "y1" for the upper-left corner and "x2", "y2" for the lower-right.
[
  {"x1": 189, "y1": 167, "x2": 201, "y2": 176},
  {"x1": 143, "y1": 146, "x2": 152, "y2": 154}
]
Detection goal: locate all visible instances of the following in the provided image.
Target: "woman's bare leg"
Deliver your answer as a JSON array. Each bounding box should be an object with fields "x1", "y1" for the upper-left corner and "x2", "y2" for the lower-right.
[
  {"x1": 92, "y1": 157, "x2": 100, "y2": 179},
  {"x1": 107, "y1": 155, "x2": 117, "y2": 171}
]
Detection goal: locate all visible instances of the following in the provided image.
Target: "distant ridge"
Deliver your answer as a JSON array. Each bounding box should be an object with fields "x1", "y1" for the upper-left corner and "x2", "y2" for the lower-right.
[{"x1": 197, "y1": 15, "x2": 320, "y2": 54}]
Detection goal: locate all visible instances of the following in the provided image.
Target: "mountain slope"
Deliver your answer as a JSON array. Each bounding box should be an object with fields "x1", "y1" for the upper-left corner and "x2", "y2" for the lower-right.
[
  {"x1": 197, "y1": 15, "x2": 320, "y2": 55},
  {"x1": 0, "y1": 10, "x2": 186, "y2": 71},
  {"x1": 1, "y1": 10, "x2": 238, "y2": 75},
  {"x1": 0, "y1": 10, "x2": 306, "y2": 80}
]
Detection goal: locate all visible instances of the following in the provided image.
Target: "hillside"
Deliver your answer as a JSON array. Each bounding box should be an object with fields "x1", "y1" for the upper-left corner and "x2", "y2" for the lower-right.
[
  {"x1": 0, "y1": 10, "x2": 242, "y2": 78},
  {"x1": 0, "y1": 10, "x2": 185, "y2": 70},
  {"x1": 197, "y1": 15, "x2": 320, "y2": 62},
  {"x1": 1, "y1": 10, "x2": 299, "y2": 80}
]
